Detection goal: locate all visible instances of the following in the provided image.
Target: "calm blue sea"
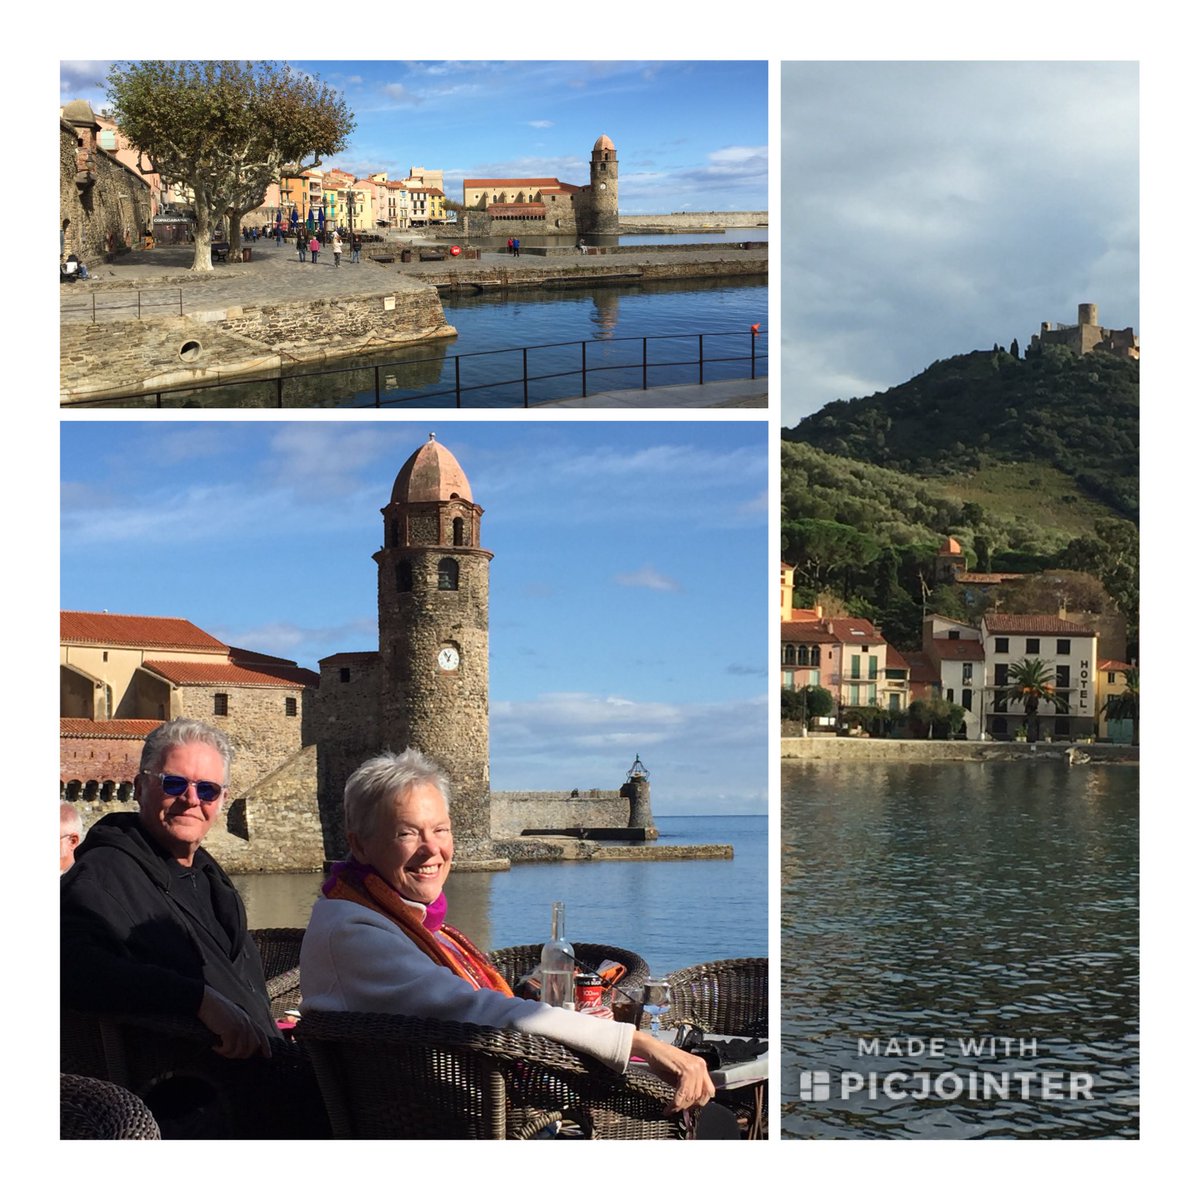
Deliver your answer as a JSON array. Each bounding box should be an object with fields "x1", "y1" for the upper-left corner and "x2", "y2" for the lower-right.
[{"x1": 232, "y1": 814, "x2": 766, "y2": 979}]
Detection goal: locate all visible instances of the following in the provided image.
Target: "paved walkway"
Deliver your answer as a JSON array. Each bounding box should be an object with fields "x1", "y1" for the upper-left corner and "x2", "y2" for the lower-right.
[{"x1": 538, "y1": 377, "x2": 767, "y2": 409}]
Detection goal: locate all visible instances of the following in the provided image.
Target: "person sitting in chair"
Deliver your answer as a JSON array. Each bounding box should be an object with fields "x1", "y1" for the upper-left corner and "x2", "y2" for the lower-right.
[{"x1": 300, "y1": 748, "x2": 714, "y2": 1116}]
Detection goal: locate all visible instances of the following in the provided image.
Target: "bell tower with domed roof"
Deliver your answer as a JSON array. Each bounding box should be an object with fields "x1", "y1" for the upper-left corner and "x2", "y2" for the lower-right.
[
  {"x1": 589, "y1": 133, "x2": 619, "y2": 234},
  {"x1": 373, "y1": 433, "x2": 494, "y2": 857}
]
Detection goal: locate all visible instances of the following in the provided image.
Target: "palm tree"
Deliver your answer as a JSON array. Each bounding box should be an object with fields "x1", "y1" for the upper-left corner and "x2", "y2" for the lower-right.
[
  {"x1": 1004, "y1": 657, "x2": 1068, "y2": 743},
  {"x1": 1101, "y1": 667, "x2": 1139, "y2": 745}
]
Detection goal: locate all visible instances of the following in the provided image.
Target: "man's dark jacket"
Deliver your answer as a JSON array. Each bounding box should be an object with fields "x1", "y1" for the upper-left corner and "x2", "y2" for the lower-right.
[{"x1": 60, "y1": 812, "x2": 276, "y2": 1040}]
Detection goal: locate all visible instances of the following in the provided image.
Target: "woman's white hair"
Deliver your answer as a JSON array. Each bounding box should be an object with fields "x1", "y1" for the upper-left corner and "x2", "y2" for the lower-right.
[{"x1": 343, "y1": 748, "x2": 452, "y2": 841}]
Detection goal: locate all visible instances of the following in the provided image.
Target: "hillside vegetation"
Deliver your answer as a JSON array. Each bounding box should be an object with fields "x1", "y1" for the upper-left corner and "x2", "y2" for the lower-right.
[{"x1": 781, "y1": 345, "x2": 1139, "y2": 651}]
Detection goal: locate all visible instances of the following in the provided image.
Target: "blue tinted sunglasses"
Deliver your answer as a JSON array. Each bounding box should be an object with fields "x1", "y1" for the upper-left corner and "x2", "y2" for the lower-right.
[{"x1": 144, "y1": 771, "x2": 225, "y2": 804}]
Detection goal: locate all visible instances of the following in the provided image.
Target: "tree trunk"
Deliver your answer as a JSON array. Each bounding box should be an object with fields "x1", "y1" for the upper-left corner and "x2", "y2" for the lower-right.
[
  {"x1": 1026, "y1": 699, "x2": 1040, "y2": 744},
  {"x1": 190, "y1": 196, "x2": 215, "y2": 273},
  {"x1": 228, "y1": 206, "x2": 247, "y2": 259}
]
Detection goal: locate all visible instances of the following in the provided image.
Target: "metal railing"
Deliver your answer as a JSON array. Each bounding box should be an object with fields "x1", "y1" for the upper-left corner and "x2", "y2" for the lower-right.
[
  {"x1": 61, "y1": 328, "x2": 767, "y2": 409},
  {"x1": 61, "y1": 288, "x2": 186, "y2": 322}
]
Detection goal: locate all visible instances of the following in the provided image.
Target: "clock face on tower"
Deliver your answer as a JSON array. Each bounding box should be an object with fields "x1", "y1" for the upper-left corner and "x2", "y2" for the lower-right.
[{"x1": 437, "y1": 645, "x2": 460, "y2": 672}]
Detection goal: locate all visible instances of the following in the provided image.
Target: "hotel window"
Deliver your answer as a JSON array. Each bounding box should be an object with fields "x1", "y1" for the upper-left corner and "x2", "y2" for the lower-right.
[
  {"x1": 1057, "y1": 639, "x2": 1071, "y2": 655},
  {"x1": 1056, "y1": 665, "x2": 1070, "y2": 689},
  {"x1": 214, "y1": 693, "x2": 229, "y2": 716},
  {"x1": 995, "y1": 637, "x2": 1009, "y2": 653},
  {"x1": 1026, "y1": 638, "x2": 1040, "y2": 654},
  {"x1": 1054, "y1": 717, "x2": 1070, "y2": 737},
  {"x1": 995, "y1": 663, "x2": 1009, "y2": 688}
]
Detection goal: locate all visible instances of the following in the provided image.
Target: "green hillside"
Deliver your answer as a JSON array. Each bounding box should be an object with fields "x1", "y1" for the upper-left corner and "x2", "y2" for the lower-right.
[{"x1": 781, "y1": 344, "x2": 1139, "y2": 651}]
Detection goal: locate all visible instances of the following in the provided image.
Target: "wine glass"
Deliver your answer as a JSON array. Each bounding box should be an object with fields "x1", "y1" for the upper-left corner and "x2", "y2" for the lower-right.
[{"x1": 642, "y1": 978, "x2": 672, "y2": 1035}]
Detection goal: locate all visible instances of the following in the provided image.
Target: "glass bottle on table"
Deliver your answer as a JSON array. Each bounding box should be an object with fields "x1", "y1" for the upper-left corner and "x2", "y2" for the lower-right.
[{"x1": 540, "y1": 901, "x2": 575, "y2": 1009}]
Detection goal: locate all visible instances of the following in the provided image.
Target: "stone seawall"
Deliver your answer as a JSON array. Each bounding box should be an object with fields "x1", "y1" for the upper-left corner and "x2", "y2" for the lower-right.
[
  {"x1": 420, "y1": 253, "x2": 766, "y2": 291},
  {"x1": 782, "y1": 737, "x2": 1139, "y2": 764},
  {"x1": 61, "y1": 288, "x2": 454, "y2": 403},
  {"x1": 619, "y1": 211, "x2": 767, "y2": 231},
  {"x1": 491, "y1": 790, "x2": 629, "y2": 838}
]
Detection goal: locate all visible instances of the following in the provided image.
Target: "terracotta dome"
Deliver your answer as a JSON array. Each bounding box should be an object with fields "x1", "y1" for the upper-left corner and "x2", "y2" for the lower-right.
[
  {"x1": 940, "y1": 536, "x2": 963, "y2": 555},
  {"x1": 390, "y1": 433, "x2": 473, "y2": 504},
  {"x1": 593, "y1": 134, "x2": 615, "y2": 152}
]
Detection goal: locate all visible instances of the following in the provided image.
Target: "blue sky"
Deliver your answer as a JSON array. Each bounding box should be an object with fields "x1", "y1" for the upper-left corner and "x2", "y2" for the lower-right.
[
  {"x1": 781, "y1": 61, "x2": 1139, "y2": 424},
  {"x1": 60, "y1": 420, "x2": 768, "y2": 816},
  {"x1": 58, "y1": 60, "x2": 768, "y2": 215}
]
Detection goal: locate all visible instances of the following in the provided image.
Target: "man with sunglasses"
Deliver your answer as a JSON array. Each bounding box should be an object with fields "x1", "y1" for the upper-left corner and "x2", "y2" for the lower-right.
[{"x1": 60, "y1": 717, "x2": 276, "y2": 1060}]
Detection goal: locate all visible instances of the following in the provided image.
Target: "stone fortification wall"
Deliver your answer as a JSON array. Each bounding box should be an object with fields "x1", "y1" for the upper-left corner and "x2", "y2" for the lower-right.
[
  {"x1": 527, "y1": 242, "x2": 766, "y2": 258},
  {"x1": 229, "y1": 744, "x2": 324, "y2": 872},
  {"x1": 782, "y1": 737, "x2": 1139, "y2": 764},
  {"x1": 619, "y1": 211, "x2": 767, "y2": 230},
  {"x1": 61, "y1": 735, "x2": 144, "y2": 793},
  {"x1": 490, "y1": 790, "x2": 630, "y2": 838},
  {"x1": 60, "y1": 125, "x2": 153, "y2": 265},
  {"x1": 61, "y1": 289, "x2": 453, "y2": 403}
]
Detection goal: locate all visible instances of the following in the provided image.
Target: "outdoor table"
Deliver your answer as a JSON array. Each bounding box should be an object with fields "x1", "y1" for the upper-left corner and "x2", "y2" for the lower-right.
[{"x1": 638, "y1": 1027, "x2": 768, "y2": 1140}]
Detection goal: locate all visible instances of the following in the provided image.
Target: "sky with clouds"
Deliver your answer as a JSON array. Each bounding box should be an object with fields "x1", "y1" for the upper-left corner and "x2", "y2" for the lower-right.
[
  {"x1": 781, "y1": 61, "x2": 1139, "y2": 425},
  {"x1": 59, "y1": 59, "x2": 767, "y2": 216},
  {"x1": 60, "y1": 420, "x2": 768, "y2": 816}
]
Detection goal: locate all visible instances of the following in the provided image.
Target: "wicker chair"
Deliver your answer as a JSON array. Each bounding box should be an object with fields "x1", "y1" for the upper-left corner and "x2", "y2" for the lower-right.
[
  {"x1": 251, "y1": 927, "x2": 305, "y2": 1019},
  {"x1": 61, "y1": 1073, "x2": 161, "y2": 1139},
  {"x1": 59, "y1": 1009, "x2": 329, "y2": 1139},
  {"x1": 489, "y1": 942, "x2": 650, "y2": 1008},
  {"x1": 296, "y1": 1009, "x2": 686, "y2": 1140},
  {"x1": 658, "y1": 957, "x2": 768, "y2": 1037}
]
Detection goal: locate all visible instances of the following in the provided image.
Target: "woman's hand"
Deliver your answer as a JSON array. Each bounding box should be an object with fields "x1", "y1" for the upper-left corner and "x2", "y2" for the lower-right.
[{"x1": 630, "y1": 1030, "x2": 715, "y2": 1113}]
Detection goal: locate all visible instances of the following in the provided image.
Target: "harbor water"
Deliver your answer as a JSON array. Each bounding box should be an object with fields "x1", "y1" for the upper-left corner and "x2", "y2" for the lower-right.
[
  {"x1": 781, "y1": 760, "x2": 1138, "y2": 1138},
  {"x1": 233, "y1": 813, "x2": 766, "y2": 978}
]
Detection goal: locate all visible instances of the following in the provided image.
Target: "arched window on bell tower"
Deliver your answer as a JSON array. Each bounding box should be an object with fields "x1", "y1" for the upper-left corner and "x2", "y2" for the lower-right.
[
  {"x1": 453, "y1": 516, "x2": 466, "y2": 546},
  {"x1": 396, "y1": 560, "x2": 413, "y2": 592},
  {"x1": 438, "y1": 558, "x2": 459, "y2": 590}
]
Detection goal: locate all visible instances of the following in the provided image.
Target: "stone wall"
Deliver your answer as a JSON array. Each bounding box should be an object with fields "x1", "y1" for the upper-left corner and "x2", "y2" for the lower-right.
[
  {"x1": 61, "y1": 735, "x2": 144, "y2": 793},
  {"x1": 61, "y1": 287, "x2": 454, "y2": 403},
  {"x1": 490, "y1": 790, "x2": 630, "y2": 838},
  {"x1": 619, "y1": 211, "x2": 767, "y2": 230},
  {"x1": 60, "y1": 124, "x2": 153, "y2": 264},
  {"x1": 781, "y1": 737, "x2": 1139, "y2": 764}
]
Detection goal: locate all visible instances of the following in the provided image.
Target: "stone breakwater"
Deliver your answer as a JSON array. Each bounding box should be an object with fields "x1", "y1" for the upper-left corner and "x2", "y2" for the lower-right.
[
  {"x1": 618, "y1": 211, "x2": 768, "y2": 232},
  {"x1": 782, "y1": 737, "x2": 1138, "y2": 764},
  {"x1": 60, "y1": 244, "x2": 766, "y2": 404}
]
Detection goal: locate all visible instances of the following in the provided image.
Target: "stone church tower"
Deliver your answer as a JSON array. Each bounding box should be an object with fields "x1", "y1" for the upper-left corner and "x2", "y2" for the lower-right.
[
  {"x1": 589, "y1": 134, "x2": 619, "y2": 234},
  {"x1": 374, "y1": 434, "x2": 494, "y2": 858}
]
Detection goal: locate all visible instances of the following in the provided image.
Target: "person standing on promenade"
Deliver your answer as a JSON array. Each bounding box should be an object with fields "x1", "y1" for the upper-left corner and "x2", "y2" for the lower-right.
[
  {"x1": 297, "y1": 230, "x2": 307, "y2": 262},
  {"x1": 331, "y1": 232, "x2": 342, "y2": 267},
  {"x1": 507, "y1": 236, "x2": 514, "y2": 256},
  {"x1": 309, "y1": 233, "x2": 320, "y2": 264},
  {"x1": 513, "y1": 236, "x2": 520, "y2": 257},
  {"x1": 351, "y1": 234, "x2": 362, "y2": 263}
]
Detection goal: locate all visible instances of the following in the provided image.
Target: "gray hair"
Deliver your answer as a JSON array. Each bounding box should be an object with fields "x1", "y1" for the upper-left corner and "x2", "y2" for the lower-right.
[
  {"x1": 60, "y1": 801, "x2": 83, "y2": 837},
  {"x1": 139, "y1": 717, "x2": 234, "y2": 782},
  {"x1": 344, "y1": 748, "x2": 452, "y2": 841}
]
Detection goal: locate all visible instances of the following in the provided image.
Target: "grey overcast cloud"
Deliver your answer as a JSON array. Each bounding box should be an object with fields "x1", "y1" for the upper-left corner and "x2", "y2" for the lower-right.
[{"x1": 781, "y1": 61, "x2": 1139, "y2": 426}]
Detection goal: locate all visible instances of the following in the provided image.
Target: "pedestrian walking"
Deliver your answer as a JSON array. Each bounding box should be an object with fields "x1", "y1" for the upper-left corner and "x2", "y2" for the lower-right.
[
  {"x1": 331, "y1": 233, "x2": 342, "y2": 267},
  {"x1": 276, "y1": 227, "x2": 283, "y2": 247},
  {"x1": 513, "y1": 237, "x2": 520, "y2": 258},
  {"x1": 297, "y1": 231, "x2": 307, "y2": 262},
  {"x1": 351, "y1": 234, "x2": 362, "y2": 264},
  {"x1": 309, "y1": 234, "x2": 320, "y2": 263},
  {"x1": 577, "y1": 238, "x2": 586, "y2": 255}
]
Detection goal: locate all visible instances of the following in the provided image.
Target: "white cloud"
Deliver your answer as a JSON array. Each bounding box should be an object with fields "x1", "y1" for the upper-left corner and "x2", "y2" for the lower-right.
[{"x1": 614, "y1": 565, "x2": 682, "y2": 593}]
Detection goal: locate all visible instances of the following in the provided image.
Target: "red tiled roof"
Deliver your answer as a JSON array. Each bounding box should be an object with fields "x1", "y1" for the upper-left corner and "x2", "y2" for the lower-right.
[
  {"x1": 927, "y1": 639, "x2": 986, "y2": 662},
  {"x1": 826, "y1": 618, "x2": 883, "y2": 644},
  {"x1": 62, "y1": 611, "x2": 227, "y2": 652},
  {"x1": 940, "y1": 536, "x2": 963, "y2": 555},
  {"x1": 983, "y1": 613, "x2": 1097, "y2": 636},
  {"x1": 464, "y1": 177, "x2": 563, "y2": 189},
  {"x1": 1099, "y1": 659, "x2": 1133, "y2": 671},
  {"x1": 61, "y1": 718, "x2": 161, "y2": 738},
  {"x1": 956, "y1": 572, "x2": 1024, "y2": 585},
  {"x1": 886, "y1": 645, "x2": 909, "y2": 669},
  {"x1": 902, "y1": 651, "x2": 941, "y2": 684},
  {"x1": 142, "y1": 659, "x2": 317, "y2": 688},
  {"x1": 781, "y1": 622, "x2": 837, "y2": 643}
]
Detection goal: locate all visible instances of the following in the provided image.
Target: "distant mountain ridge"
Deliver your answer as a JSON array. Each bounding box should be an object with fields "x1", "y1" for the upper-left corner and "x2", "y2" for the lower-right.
[{"x1": 783, "y1": 345, "x2": 1138, "y2": 522}]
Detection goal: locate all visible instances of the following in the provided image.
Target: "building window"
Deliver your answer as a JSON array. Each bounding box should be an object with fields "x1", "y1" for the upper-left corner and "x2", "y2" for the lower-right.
[
  {"x1": 396, "y1": 560, "x2": 413, "y2": 592},
  {"x1": 1054, "y1": 717, "x2": 1070, "y2": 737},
  {"x1": 850, "y1": 655, "x2": 861, "y2": 679},
  {"x1": 1057, "y1": 638, "x2": 1071, "y2": 655},
  {"x1": 963, "y1": 688, "x2": 973, "y2": 711},
  {"x1": 453, "y1": 516, "x2": 466, "y2": 546},
  {"x1": 849, "y1": 684, "x2": 860, "y2": 706},
  {"x1": 214, "y1": 693, "x2": 228, "y2": 716},
  {"x1": 388, "y1": 519, "x2": 399, "y2": 547},
  {"x1": 102, "y1": 651, "x2": 108, "y2": 662},
  {"x1": 1107, "y1": 672, "x2": 1116, "y2": 684},
  {"x1": 339, "y1": 667, "x2": 351, "y2": 683},
  {"x1": 995, "y1": 637, "x2": 1009, "y2": 653},
  {"x1": 868, "y1": 655, "x2": 879, "y2": 680},
  {"x1": 948, "y1": 630, "x2": 960, "y2": 640},
  {"x1": 995, "y1": 663, "x2": 1009, "y2": 688},
  {"x1": 962, "y1": 662, "x2": 973, "y2": 684},
  {"x1": 285, "y1": 696, "x2": 297, "y2": 717},
  {"x1": 438, "y1": 557, "x2": 459, "y2": 590},
  {"x1": 946, "y1": 688, "x2": 954, "y2": 703},
  {"x1": 1056, "y1": 665, "x2": 1070, "y2": 689},
  {"x1": 1026, "y1": 638, "x2": 1040, "y2": 654},
  {"x1": 784, "y1": 646, "x2": 796, "y2": 665}
]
